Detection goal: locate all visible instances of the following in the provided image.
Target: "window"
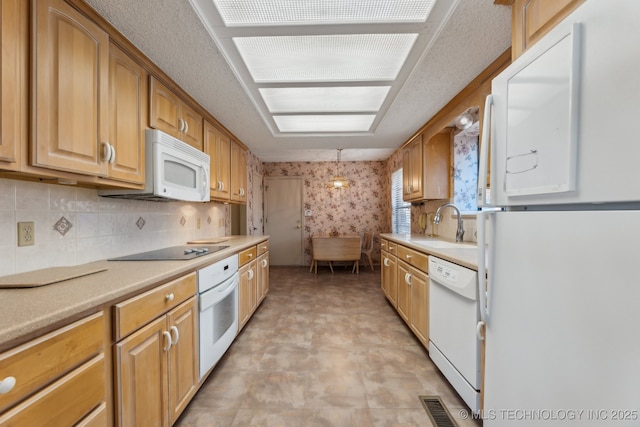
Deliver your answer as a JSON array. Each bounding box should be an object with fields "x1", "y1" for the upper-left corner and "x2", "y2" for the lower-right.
[
  {"x1": 391, "y1": 169, "x2": 411, "y2": 234},
  {"x1": 453, "y1": 122, "x2": 480, "y2": 213}
]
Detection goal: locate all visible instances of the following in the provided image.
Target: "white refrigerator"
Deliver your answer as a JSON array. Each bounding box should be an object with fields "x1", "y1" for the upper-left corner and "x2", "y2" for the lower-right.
[{"x1": 477, "y1": 1, "x2": 640, "y2": 425}]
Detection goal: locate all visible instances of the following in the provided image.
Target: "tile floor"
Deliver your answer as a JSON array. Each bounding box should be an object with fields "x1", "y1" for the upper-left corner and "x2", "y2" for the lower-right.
[{"x1": 176, "y1": 265, "x2": 481, "y2": 427}]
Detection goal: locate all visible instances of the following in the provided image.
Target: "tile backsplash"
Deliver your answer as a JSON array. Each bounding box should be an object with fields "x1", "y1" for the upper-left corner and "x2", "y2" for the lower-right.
[{"x1": 0, "y1": 178, "x2": 229, "y2": 276}]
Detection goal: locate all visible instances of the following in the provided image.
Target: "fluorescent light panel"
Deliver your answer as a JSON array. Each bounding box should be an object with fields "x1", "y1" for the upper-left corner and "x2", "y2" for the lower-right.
[
  {"x1": 273, "y1": 115, "x2": 376, "y2": 132},
  {"x1": 233, "y1": 34, "x2": 418, "y2": 82},
  {"x1": 259, "y1": 86, "x2": 391, "y2": 113},
  {"x1": 213, "y1": 0, "x2": 436, "y2": 26}
]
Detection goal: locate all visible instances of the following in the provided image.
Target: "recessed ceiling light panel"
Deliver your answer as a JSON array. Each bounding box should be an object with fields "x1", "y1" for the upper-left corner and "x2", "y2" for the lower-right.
[
  {"x1": 234, "y1": 34, "x2": 418, "y2": 82},
  {"x1": 259, "y1": 86, "x2": 391, "y2": 113},
  {"x1": 213, "y1": 0, "x2": 436, "y2": 26},
  {"x1": 273, "y1": 115, "x2": 376, "y2": 132}
]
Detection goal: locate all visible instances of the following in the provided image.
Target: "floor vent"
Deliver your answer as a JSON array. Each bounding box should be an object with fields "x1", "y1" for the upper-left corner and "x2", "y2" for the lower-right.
[{"x1": 419, "y1": 396, "x2": 459, "y2": 427}]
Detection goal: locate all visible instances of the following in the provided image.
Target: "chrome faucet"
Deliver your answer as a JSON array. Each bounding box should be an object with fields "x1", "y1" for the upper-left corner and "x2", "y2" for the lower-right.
[{"x1": 434, "y1": 203, "x2": 465, "y2": 243}]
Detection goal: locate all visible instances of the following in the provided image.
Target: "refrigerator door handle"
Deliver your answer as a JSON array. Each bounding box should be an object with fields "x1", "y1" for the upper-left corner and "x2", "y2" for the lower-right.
[
  {"x1": 477, "y1": 209, "x2": 498, "y2": 323},
  {"x1": 477, "y1": 94, "x2": 493, "y2": 208}
]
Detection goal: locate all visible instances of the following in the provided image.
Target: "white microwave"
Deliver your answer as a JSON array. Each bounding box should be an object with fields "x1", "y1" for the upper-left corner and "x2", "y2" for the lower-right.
[{"x1": 100, "y1": 129, "x2": 210, "y2": 202}]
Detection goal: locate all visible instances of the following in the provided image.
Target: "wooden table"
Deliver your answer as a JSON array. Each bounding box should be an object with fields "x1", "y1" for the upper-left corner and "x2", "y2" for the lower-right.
[{"x1": 311, "y1": 234, "x2": 361, "y2": 274}]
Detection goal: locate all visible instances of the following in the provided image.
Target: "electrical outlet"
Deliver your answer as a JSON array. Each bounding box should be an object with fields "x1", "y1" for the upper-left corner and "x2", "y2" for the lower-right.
[{"x1": 17, "y1": 222, "x2": 35, "y2": 247}]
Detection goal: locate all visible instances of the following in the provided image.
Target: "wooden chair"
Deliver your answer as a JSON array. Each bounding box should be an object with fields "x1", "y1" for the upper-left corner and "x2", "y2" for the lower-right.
[{"x1": 361, "y1": 231, "x2": 374, "y2": 271}]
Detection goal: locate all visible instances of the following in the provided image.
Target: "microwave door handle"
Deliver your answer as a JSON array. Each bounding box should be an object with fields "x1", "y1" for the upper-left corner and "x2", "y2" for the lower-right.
[{"x1": 201, "y1": 165, "x2": 208, "y2": 201}]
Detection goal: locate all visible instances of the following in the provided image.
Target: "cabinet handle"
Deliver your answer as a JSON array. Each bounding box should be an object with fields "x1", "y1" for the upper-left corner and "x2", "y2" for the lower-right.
[
  {"x1": 184, "y1": 120, "x2": 189, "y2": 134},
  {"x1": 384, "y1": 258, "x2": 390, "y2": 267},
  {"x1": 166, "y1": 293, "x2": 175, "y2": 302},
  {"x1": 262, "y1": 259, "x2": 268, "y2": 268},
  {"x1": 178, "y1": 118, "x2": 185, "y2": 132},
  {"x1": 163, "y1": 331, "x2": 172, "y2": 352},
  {"x1": 248, "y1": 269, "x2": 254, "y2": 280},
  {"x1": 239, "y1": 188, "x2": 245, "y2": 197},
  {"x1": 404, "y1": 273, "x2": 412, "y2": 285},
  {"x1": 170, "y1": 325, "x2": 180, "y2": 346},
  {"x1": 0, "y1": 377, "x2": 16, "y2": 394},
  {"x1": 405, "y1": 254, "x2": 412, "y2": 260},
  {"x1": 247, "y1": 253, "x2": 253, "y2": 258},
  {"x1": 109, "y1": 144, "x2": 116, "y2": 164},
  {"x1": 101, "y1": 141, "x2": 113, "y2": 163}
]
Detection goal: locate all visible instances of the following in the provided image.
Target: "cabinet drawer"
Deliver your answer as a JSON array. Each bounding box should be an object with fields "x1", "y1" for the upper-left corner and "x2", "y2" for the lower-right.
[
  {"x1": 257, "y1": 241, "x2": 269, "y2": 256},
  {"x1": 114, "y1": 272, "x2": 196, "y2": 340},
  {"x1": 0, "y1": 311, "x2": 104, "y2": 413},
  {"x1": 398, "y1": 245, "x2": 428, "y2": 273},
  {"x1": 238, "y1": 246, "x2": 257, "y2": 266},
  {"x1": 387, "y1": 241, "x2": 398, "y2": 256},
  {"x1": 380, "y1": 239, "x2": 388, "y2": 252},
  {"x1": 0, "y1": 354, "x2": 105, "y2": 427}
]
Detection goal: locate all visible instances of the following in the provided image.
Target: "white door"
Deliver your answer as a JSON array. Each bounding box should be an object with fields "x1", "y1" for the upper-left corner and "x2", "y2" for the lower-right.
[
  {"x1": 252, "y1": 173, "x2": 263, "y2": 236},
  {"x1": 264, "y1": 177, "x2": 303, "y2": 266}
]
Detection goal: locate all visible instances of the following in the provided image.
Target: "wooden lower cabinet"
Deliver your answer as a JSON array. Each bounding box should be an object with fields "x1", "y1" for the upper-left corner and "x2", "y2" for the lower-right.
[
  {"x1": 396, "y1": 260, "x2": 412, "y2": 324},
  {"x1": 0, "y1": 311, "x2": 106, "y2": 426},
  {"x1": 386, "y1": 241, "x2": 430, "y2": 349},
  {"x1": 381, "y1": 250, "x2": 397, "y2": 306},
  {"x1": 257, "y1": 251, "x2": 269, "y2": 305},
  {"x1": 408, "y1": 265, "x2": 429, "y2": 346},
  {"x1": 114, "y1": 297, "x2": 198, "y2": 427},
  {"x1": 238, "y1": 259, "x2": 257, "y2": 331}
]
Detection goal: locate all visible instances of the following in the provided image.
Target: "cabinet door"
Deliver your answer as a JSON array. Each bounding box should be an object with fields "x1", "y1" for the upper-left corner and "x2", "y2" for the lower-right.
[
  {"x1": 150, "y1": 77, "x2": 182, "y2": 139},
  {"x1": 204, "y1": 121, "x2": 231, "y2": 200},
  {"x1": 238, "y1": 260, "x2": 256, "y2": 331},
  {"x1": 230, "y1": 141, "x2": 247, "y2": 203},
  {"x1": 257, "y1": 252, "x2": 269, "y2": 304},
  {"x1": 108, "y1": 42, "x2": 146, "y2": 184},
  {"x1": 423, "y1": 131, "x2": 450, "y2": 199},
  {"x1": 409, "y1": 267, "x2": 429, "y2": 346},
  {"x1": 401, "y1": 149, "x2": 412, "y2": 199},
  {"x1": 396, "y1": 260, "x2": 412, "y2": 323},
  {"x1": 115, "y1": 316, "x2": 169, "y2": 427},
  {"x1": 180, "y1": 102, "x2": 203, "y2": 151},
  {"x1": 409, "y1": 139, "x2": 423, "y2": 199},
  {"x1": 512, "y1": 0, "x2": 585, "y2": 59},
  {"x1": 167, "y1": 298, "x2": 198, "y2": 425},
  {"x1": 33, "y1": 0, "x2": 109, "y2": 176},
  {"x1": 0, "y1": 0, "x2": 27, "y2": 171},
  {"x1": 381, "y1": 252, "x2": 397, "y2": 307}
]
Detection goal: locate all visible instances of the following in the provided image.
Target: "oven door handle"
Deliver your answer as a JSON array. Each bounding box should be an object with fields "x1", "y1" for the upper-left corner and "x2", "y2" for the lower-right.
[{"x1": 199, "y1": 272, "x2": 239, "y2": 311}]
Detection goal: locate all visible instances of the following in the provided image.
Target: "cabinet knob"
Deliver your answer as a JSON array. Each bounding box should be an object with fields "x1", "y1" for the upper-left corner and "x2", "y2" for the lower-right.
[
  {"x1": 166, "y1": 293, "x2": 175, "y2": 302},
  {"x1": 0, "y1": 377, "x2": 16, "y2": 394},
  {"x1": 405, "y1": 254, "x2": 412, "y2": 260}
]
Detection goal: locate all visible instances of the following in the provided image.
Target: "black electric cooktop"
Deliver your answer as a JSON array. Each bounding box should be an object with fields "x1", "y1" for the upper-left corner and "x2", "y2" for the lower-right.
[{"x1": 108, "y1": 245, "x2": 229, "y2": 261}]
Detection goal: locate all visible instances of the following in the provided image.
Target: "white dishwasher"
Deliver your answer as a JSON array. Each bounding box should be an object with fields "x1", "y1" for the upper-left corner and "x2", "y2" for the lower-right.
[{"x1": 428, "y1": 256, "x2": 480, "y2": 413}]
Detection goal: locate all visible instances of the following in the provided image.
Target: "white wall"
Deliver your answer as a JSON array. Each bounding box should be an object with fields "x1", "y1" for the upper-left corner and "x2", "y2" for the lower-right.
[{"x1": 0, "y1": 178, "x2": 229, "y2": 276}]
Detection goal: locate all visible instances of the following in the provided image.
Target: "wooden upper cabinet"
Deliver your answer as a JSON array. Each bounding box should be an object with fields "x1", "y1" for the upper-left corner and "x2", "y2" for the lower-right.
[
  {"x1": 108, "y1": 42, "x2": 146, "y2": 185},
  {"x1": 230, "y1": 140, "x2": 247, "y2": 203},
  {"x1": 150, "y1": 76, "x2": 203, "y2": 150},
  {"x1": 32, "y1": 0, "x2": 110, "y2": 176},
  {"x1": 203, "y1": 120, "x2": 231, "y2": 201},
  {"x1": 402, "y1": 132, "x2": 449, "y2": 202},
  {"x1": 511, "y1": 0, "x2": 585, "y2": 59},
  {"x1": 0, "y1": 0, "x2": 27, "y2": 171}
]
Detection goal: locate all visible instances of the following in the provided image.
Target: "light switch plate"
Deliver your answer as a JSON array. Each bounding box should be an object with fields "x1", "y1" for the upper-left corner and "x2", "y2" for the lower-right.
[{"x1": 17, "y1": 222, "x2": 35, "y2": 247}]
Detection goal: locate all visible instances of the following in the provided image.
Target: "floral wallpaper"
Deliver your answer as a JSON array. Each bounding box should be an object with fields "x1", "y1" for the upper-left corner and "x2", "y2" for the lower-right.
[
  {"x1": 246, "y1": 151, "x2": 264, "y2": 236},
  {"x1": 263, "y1": 161, "x2": 390, "y2": 266},
  {"x1": 453, "y1": 123, "x2": 479, "y2": 211}
]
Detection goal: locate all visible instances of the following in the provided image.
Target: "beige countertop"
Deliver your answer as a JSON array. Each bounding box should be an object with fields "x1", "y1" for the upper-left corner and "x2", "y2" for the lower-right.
[
  {"x1": 380, "y1": 233, "x2": 480, "y2": 270},
  {"x1": 0, "y1": 236, "x2": 268, "y2": 351}
]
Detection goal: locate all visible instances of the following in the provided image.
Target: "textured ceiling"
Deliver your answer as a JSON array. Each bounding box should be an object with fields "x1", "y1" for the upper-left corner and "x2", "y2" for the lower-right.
[{"x1": 84, "y1": 0, "x2": 511, "y2": 162}]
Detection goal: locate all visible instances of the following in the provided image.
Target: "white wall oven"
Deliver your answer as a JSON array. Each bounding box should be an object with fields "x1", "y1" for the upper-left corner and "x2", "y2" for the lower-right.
[{"x1": 198, "y1": 254, "x2": 239, "y2": 379}]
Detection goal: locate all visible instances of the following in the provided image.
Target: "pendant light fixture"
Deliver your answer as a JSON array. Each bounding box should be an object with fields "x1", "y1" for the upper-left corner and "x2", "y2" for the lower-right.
[{"x1": 327, "y1": 149, "x2": 350, "y2": 189}]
